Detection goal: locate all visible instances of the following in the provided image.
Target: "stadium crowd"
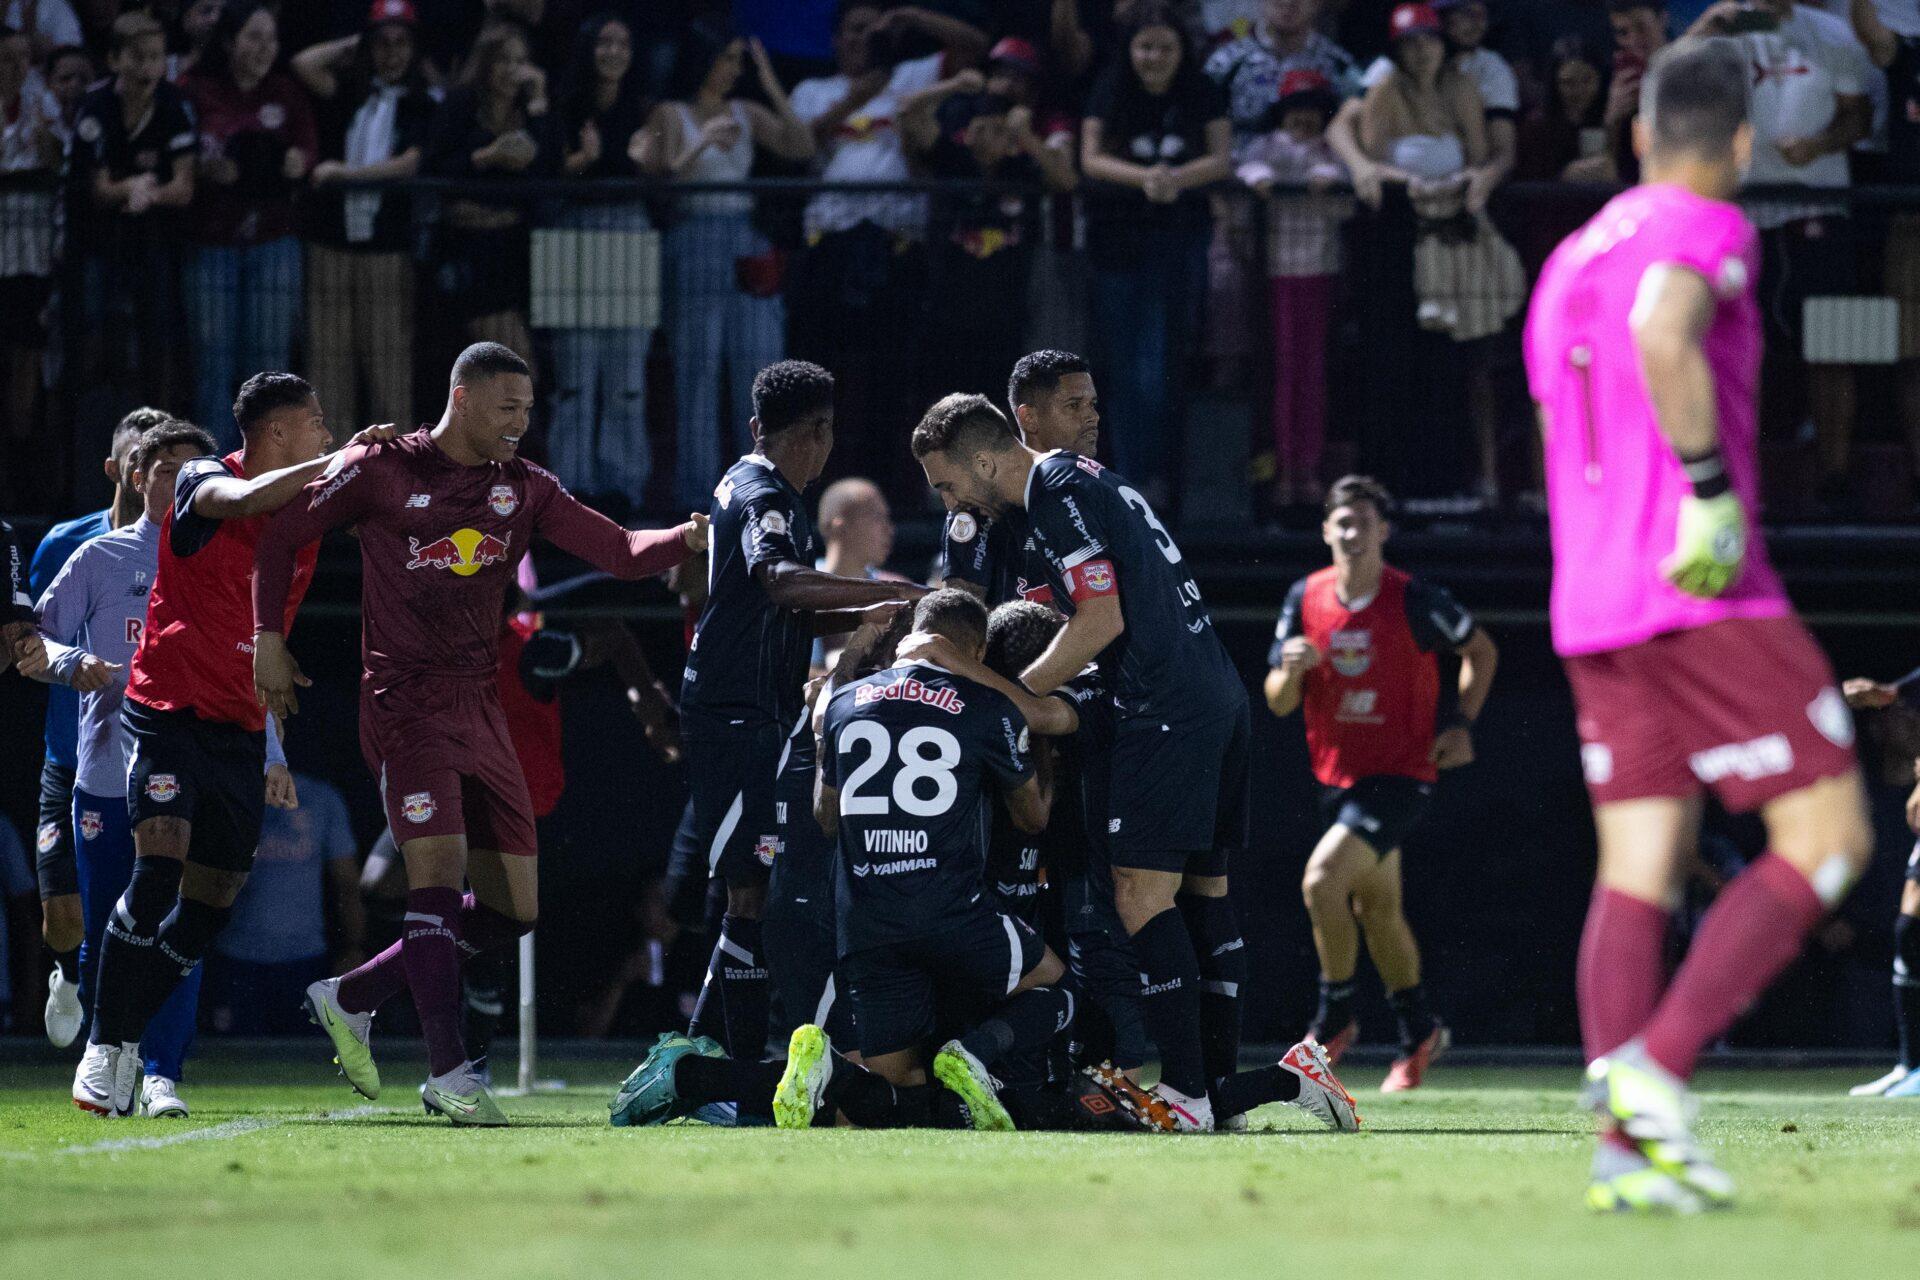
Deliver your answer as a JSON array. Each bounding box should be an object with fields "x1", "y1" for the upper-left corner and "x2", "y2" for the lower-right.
[{"x1": 11, "y1": 0, "x2": 1920, "y2": 523}]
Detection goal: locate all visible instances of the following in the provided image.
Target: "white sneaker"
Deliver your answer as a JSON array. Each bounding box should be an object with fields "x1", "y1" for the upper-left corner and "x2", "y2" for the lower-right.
[
  {"x1": 1849, "y1": 1065, "x2": 1912, "y2": 1097},
  {"x1": 45, "y1": 965, "x2": 84, "y2": 1048},
  {"x1": 140, "y1": 1074, "x2": 188, "y2": 1118},
  {"x1": 72, "y1": 1041, "x2": 140, "y2": 1117},
  {"x1": 1153, "y1": 1083, "x2": 1214, "y2": 1133},
  {"x1": 1278, "y1": 1039, "x2": 1362, "y2": 1132}
]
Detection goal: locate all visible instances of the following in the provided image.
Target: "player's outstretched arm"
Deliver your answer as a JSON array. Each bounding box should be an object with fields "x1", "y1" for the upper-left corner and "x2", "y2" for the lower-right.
[
  {"x1": 535, "y1": 480, "x2": 704, "y2": 580},
  {"x1": 756, "y1": 560, "x2": 929, "y2": 614},
  {"x1": 1021, "y1": 593, "x2": 1122, "y2": 698},
  {"x1": 193, "y1": 426, "x2": 398, "y2": 521}
]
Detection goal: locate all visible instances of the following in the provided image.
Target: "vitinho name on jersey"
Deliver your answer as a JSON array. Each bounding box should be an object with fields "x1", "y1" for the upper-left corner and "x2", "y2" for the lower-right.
[{"x1": 863, "y1": 830, "x2": 931, "y2": 854}]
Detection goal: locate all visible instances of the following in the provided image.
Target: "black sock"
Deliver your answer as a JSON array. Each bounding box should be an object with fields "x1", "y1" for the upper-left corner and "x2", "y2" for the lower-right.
[
  {"x1": 960, "y1": 986, "x2": 1073, "y2": 1066},
  {"x1": 1895, "y1": 913, "x2": 1919, "y2": 1070},
  {"x1": 51, "y1": 945, "x2": 80, "y2": 984},
  {"x1": 822, "y1": 1052, "x2": 899, "y2": 1127},
  {"x1": 714, "y1": 915, "x2": 770, "y2": 1061},
  {"x1": 88, "y1": 856, "x2": 182, "y2": 1046},
  {"x1": 462, "y1": 946, "x2": 510, "y2": 1073},
  {"x1": 1387, "y1": 983, "x2": 1435, "y2": 1056},
  {"x1": 1179, "y1": 893, "x2": 1246, "y2": 1092},
  {"x1": 1129, "y1": 906, "x2": 1207, "y2": 1099},
  {"x1": 674, "y1": 1054, "x2": 785, "y2": 1106},
  {"x1": 1213, "y1": 1064, "x2": 1303, "y2": 1121},
  {"x1": 892, "y1": 1082, "x2": 933, "y2": 1127},
  {"x1": 1313, "y1": 976, "x2": 1356, "y2": 1039}
]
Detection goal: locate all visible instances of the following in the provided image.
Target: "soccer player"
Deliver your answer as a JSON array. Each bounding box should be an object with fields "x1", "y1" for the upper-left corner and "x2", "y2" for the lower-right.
[
  {"x1": 72, "y1": 375, "x2": 386, "y2": 1118},
  {"x1": 911, "y1": 394, "x2": 1250, "y2": 1132},
  {"x1": 1525, "y1": 38, "x2": 1872, "y2": 1211},
  {"x1": 1838, "y1": 673, "x2": 1920, "y2": 1098},
  {"x1": 30, "y1": 409, "x2": 154, "y2": 1049},
  {"x1": 3, "y1": 517, "x2": 44, "y2": 675},
  {"x1": 1263, "y1": 475, "x2": 1499, "y2": 1091},
  {"x1": 31, "y1": 420, "x2": 228, "y2": 1116},
  {"x1": 680, "y1": 360, "x2": 924, "y2": 1068},
  {"x1": 254, "y1": 342, "x2": 704, "y2": 1126}
]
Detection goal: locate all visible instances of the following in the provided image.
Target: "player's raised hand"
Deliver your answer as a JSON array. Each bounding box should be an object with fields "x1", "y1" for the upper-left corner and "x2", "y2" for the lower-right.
[
  {"x1": 71, "y1": 653, "x2": 124, "y2": 693},
  {"x1": 265, "y1": 763, "x2": 301, "y2": 810},
  {"x1": 1843, "y1": 678, "x2": 1897, "y2": 710},
  {"x1": 1279, "y1": 636, "x2": 1321, "y2": 675},
  {"x1": 1430, "y1": 725, "x2": 1475, "y2": 770},
  {"x1": 343, "y1": 423, "x2": 400, "y2": 449},
  {"x1": 895, "y1": 627, "x2": 962, "y2": 669},
  {"x1": 1659, "y1": 492, "x2": 1745, "y2": 599},
  {"x1": 681, "y1": 512, "x2": 710, "y2": 553},
  {"x1": 253, "y1": 631, "x2": 311, "y2": 719}
]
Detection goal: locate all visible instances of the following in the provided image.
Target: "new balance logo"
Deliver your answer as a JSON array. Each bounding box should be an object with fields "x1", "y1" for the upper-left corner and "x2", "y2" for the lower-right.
[{"x1": 406, "y1": 493, "x2": 431, "y2": 508}]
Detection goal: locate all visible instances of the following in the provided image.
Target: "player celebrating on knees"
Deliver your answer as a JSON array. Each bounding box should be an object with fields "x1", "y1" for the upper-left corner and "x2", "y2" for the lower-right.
[
  {"x1": 681, "y1": 360, "x2": 924, "y2": 1069},
  {"x1": 73, "y1": 374, "x2": 387, "y2": 1118},
  {"x1": 912, "y1": 394, "x2": 1251, "y2": 1133},
  {"x1": 253, "y1": 343, "x2": 705, "y2": 1126},
  {"x1": 1263, "y1": 475, "x2": 1498, "y2": 1091},
  {"x1": 1526, "y1": 38, "x2": 1872, "y2": 1211}
]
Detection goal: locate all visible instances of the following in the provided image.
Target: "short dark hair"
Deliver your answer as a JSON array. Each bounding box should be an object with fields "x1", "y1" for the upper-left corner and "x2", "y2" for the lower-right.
[
  {"x1": 233, "y1": 372, "x2": 316, "y2": 435},
  {"x1": 108, "y1": 12, "x2": 165, "y2": 57},
  {"x1": 752, "y1": 359, "x2": 836, "y2": 434},
  {"x1": 1642, "y1": 37, "x2": 1748, "y2": 159},
  {"x1": 911, "y1": 393, "x2": 1018, "y2": 460},
  {"x1": 452, "y1": 341, "x2": 532, "y2": 388},
  {"x1": 985, "y1": 600, "x2": 1064, "y2": 678},
  {"x1": 1607, "y1": 0, "x2": 1665, "y2": 15},
  {"x1": 44, "y1": 43, "x2": 91, "y2": 74},
  {"x1": 912, "y1": 587, "x2": 990, "y2": 652},
  {"x1": 131, "y1": 420, "x2": 217, "y2": 477},
  {"x1": 1324, "y1": 474, "x2": 1393, "y2": 519},
  {"x1": 113, "y1": 407, "x2": 175, "y2": 458},
  {"x1": 1008, "y1": 349, "x2": 1091, "y2": 415}
]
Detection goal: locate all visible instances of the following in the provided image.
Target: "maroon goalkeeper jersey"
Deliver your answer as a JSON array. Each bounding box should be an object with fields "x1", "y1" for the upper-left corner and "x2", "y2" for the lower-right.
[{"x1": 253, "y1": 430, "x2": 690, "y2": 693}]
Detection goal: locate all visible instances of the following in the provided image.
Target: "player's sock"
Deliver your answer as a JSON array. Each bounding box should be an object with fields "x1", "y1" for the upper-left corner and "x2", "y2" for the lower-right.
[
  {"x1": 88, "y1": 855, "x2": 181, "y2": 1046},
  {"x1": 892, "y1": 1082, "x2": 933, "y2": 1128},
  {"x1": 457, "y1": 893, "x2": 532, "y2": 957},
  {"x1": 1576, "y1": 884, "x2": 1669, "y2": 1061},
  {"x1": 336, "y1": 939, "x2": 408, "y2": 1015},
  {"x1": 1312, "y1": 976, "x2": 1355, "y2": 1039},
  {"x1": 1386, "y1": 983, "x2": 1435, "y2": 1057},
  {"x1": 822, "y1": 1052, "x2": 901, "y2": 1127},
  {"x1": 1212, "y1": 1064, "x2": 1303, "y2": 1119},
  {"x1": 961, "y1": 986, "x2": 1074, "y2": 1066},
  {"x1": 1128, "y1": 906, "x2": 1208, "y2": 1099},
  {"x1": 714, "y1": 914, "x2": 770, "y2": 1060},
  {"x1": 1641, "y1": 853, "x2": 1826, "y2": 1080},
  {"x1": 1892, "y1": 912, "x2": 1918, "y2": 1070},
  {"x1": 51, "y1": 945, "x2": 80, "y2": 986},
  {"x1": 674, "y1": 1053, "x2": 784, "y2": 1106},
  {"x1": 1179, "y1": 893, "x2": 1246, "y2": 1089},
  {"x1": 462, "y1": 947, "x2": 510, "y2": 1077},
  {"x1": 400, "y1": 886, "x2": 467, "y2": 1077}
]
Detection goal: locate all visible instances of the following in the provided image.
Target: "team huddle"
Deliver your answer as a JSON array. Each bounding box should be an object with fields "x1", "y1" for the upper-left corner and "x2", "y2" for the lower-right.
[{"x1": 0, "y1": 31, "x2": 1889, "y2": 1211}]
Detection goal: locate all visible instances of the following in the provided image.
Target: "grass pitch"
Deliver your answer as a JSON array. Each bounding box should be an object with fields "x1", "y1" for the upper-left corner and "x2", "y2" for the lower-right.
[{"x1": 2, "y1": 1049, "x2": 1917, "y2": 1279}]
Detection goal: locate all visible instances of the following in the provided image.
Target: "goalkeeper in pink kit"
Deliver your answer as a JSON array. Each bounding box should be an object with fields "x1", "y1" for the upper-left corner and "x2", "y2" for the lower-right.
[{"x1": 1525, "y1": 39, "x2": 1871, "y2": 1213}]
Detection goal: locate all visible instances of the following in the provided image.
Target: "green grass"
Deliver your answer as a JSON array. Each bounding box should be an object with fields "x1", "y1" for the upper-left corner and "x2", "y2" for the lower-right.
[{"x1": 3, "y1": 1050, "x2": 1918, "y2": 1279}]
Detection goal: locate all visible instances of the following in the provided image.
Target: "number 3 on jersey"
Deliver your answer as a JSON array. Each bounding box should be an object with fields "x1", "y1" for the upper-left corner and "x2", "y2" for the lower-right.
[
  {"x1": 839, "y1": 722, "x2": 961, "y2": 817},
  {"x1": 1119, "y1": 485, "x2": 1183, "y2": 564}
]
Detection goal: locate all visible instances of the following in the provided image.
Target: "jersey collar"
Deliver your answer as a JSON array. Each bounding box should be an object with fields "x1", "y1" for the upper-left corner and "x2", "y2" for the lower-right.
[{"x1": 1021, "y1": 449, "x2": 1064, "y2": 512}]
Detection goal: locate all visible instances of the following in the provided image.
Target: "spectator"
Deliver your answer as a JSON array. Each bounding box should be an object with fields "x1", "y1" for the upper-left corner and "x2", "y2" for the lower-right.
[
  {"x1": 647, "y1": 28, "x2": 813, "y2": 513},
  {"x1": 424, "y1": 20, "x2": 554, "y2": 370},
  {"x1": 1081, "y1": 2, "x2": 1231, "y2": 507},
  {"x1": 169, "y1": 0, "x2": 224, "y2": 82},
  {"x1": 42, "y1": 43, "x2": 90, "y2": 131},
  {"x1": 68, "y1": 13, "x2": 195, "y2": 415},
  {"x1": 546, "y1": 11, "x2": 660, "y2": 509},
  {"x1": 0, "y1": 23, "x2": 63, "y2": 491},
  {"x1": 1237, "y1": 67, "x2": 1350, "y2": 511},
  {"x1": 1563, "y1": 0, "x2": 1667, "y2": 185},
  {"x1": 180, "y1": 2, "x2": 317, "y2": 445},
  {"x1": 1515, "y1": 36, "x2": 1605, "y2": 179},
  {"x1": 204, "y1": 771, "x2": 365, "y2": 1036},
  {"x1": 292, "y1": 0, "x2": 434, "y2": 438},
  {"x1": 2, "y1": 0, "x2": 79, "y2": 62},
  {"x1": 1694, "y1": 0, "x2": 1872, "y2": 510}
]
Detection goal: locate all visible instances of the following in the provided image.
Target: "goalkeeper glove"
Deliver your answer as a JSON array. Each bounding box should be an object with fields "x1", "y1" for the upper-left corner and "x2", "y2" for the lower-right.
[{"x1": 1660, "y1": 491, "x2": 1746, "y2": 599}]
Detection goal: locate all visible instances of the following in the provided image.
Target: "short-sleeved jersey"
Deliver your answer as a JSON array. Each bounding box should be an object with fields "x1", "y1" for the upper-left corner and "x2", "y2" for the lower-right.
[
  {"x1": 942, "y1": 507, "x2": 1058, "y2": 607},
  {"x1": 68, "y1": 81, "x2": 197, "y2": 240},
  {"x1": 1022, "y1": 451, "x2": 1241, "y2": 720},
  {"x1": 29, "y1": 508, "x2": 111, "y2": 764},
  {"x1": 128, "y1": 453, "x2": 317, "y2": 732},
  {"x1": 252, "y1": 430, "x2": 687, "y2": 694},
  {"x1": 1271, "y1": 566, "x2": 1473, "y2": 787},
  {"x1": 682, "y1": 454, "x2": 817, "y2": 727},
  {"x1": 822, "y1": 660, "x2": 1034, "y2": 955},
  {"x1": 1525, "y1": 184, "x2": 1789, "y2": 659}
]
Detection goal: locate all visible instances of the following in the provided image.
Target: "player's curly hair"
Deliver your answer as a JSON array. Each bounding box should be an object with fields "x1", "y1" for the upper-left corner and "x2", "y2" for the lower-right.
[
  {"x1": 233, "y1": 372, "x2": 315, "y2": 436},
  {"x1": 1007, "y1": 349, "x2": 1090, "y2": 415},
  {"x1": 1324, "y1": 474, "x2": 1394, "y2": 519},
  {"x1": 130, "y1": 420, "x2": 217, "y2": 477},
  {"x1": 912, "y1": 587, "x2": 990, "y2": 652},
  {"x1": 752, "y1": 360, "x2": 836, "y2": 435},
  {"x1": 910, "y1": 393, "x2": 1018, "y2": 460},
  {"x1": 985, "y1": 601, "x2": 1064, "y2": 679}
]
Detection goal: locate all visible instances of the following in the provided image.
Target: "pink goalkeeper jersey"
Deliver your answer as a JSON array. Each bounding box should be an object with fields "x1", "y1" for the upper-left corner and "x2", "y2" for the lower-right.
[{"x1": 1525, "y1": 183, "x2": 1789, "y2": 658}]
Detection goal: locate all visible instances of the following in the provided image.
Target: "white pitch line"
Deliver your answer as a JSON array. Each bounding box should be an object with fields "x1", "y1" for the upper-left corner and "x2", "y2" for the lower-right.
[{"x1": 2, "y1": 1105, "x2": 393, "y2": 1161}]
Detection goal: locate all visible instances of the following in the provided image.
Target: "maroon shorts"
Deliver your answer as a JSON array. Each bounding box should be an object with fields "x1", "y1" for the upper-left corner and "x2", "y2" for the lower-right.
[
  {"x1": 360, "y1": 679, "x2": 539, "y2": 856},
  {"x1": 1562, "y1": 616, "x2": 1857, "y2": 813}
]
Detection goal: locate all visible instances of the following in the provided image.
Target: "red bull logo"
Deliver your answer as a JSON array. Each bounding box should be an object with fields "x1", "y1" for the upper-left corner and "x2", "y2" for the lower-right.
[
  {"x1": 1329, "y1": 628, "x2": 1372, "y2": 677},
  {"x1": 79, "y1": 811, "x2": 104, "y2": 841},
  {"x1": 754, "y1": 834, "x2": 783, "y2": 866},
  {"x1": 145, "y1": 773, "x2": 180, "y2": 803},
  {"x1": 402, "y1": 791, "x2": 436, "y2": 824},
  {"x1": 489, "y1": 484, "x2": 519, "y2": 517},
  {"x1": 406, "y1": 528, "x2": 513, "y2": 578}
]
